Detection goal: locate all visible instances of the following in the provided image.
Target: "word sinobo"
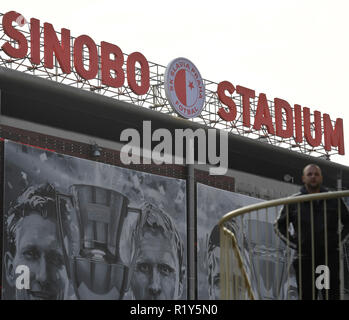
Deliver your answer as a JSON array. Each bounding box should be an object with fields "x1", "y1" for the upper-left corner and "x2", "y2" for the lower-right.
[{"x1": 1, "y1": 10, "x2": 150, "y2": 95}]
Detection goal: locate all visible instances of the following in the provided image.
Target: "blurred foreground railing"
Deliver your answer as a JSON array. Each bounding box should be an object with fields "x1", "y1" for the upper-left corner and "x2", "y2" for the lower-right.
[{"x1": 219, "y1": 190, "x2": 349, "y2": 300}]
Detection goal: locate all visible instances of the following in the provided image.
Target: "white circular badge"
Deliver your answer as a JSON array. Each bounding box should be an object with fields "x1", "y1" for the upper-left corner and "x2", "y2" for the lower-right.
[{"x1": 164, "y1": 57, "x2": 205, "y2": 119}]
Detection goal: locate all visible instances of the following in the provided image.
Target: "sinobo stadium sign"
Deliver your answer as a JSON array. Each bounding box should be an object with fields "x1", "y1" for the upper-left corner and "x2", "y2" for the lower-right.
[{"x1": 0, "y1": 10, "x2": 345, "y2": 155}]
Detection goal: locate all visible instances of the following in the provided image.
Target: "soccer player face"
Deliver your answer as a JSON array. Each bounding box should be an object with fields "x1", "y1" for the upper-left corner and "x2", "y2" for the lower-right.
[
  {"x1": 131, "y1": 229, "x2": 180, "y2": 300},
  {"x1": 10, "y1": 213, "x2": 66, "y2": 300}
]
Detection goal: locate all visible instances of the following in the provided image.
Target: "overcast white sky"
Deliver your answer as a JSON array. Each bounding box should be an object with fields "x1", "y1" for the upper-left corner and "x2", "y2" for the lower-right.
[{"x1": 2, "y1": 0, "x2": 349, "y2": 166}]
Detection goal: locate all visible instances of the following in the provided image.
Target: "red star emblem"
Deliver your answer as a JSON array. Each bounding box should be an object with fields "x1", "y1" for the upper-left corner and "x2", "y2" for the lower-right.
[{"x1": 188, "y1": 82, "x2": 194, "y2": 90}]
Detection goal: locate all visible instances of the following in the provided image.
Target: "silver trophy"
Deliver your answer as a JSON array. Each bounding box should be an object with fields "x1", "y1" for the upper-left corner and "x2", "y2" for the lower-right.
[{"x1": 56, "y1": 184, "x2": 141, "y2": 300}]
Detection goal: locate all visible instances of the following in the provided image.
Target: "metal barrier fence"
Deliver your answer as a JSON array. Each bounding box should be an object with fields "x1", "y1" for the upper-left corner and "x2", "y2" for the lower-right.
[{"x1": 219, "y1": 190, "x2": 349, "y2": 300}]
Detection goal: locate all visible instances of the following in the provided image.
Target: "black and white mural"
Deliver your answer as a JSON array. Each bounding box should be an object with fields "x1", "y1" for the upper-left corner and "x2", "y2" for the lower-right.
[
  {"x1": 197, "y1": 183, "x2": 298, "y2": 300},
  {"x1": 2, "y1": 140, "x2": 187, "y2": 300}
]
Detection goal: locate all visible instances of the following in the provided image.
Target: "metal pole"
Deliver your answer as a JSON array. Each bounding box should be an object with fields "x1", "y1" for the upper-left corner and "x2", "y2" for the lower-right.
[{"x1": 187, "y1": 136, "x2": 196, "y2": 300}]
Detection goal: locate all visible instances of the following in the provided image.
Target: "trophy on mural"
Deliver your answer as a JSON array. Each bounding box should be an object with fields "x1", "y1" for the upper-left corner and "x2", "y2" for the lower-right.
[
  {"x1": 56, "y1": 184, "x2": 141, "y2": 300},
  {"x1": 246, "y1": 219, "x2": 298, "y2": 300}
]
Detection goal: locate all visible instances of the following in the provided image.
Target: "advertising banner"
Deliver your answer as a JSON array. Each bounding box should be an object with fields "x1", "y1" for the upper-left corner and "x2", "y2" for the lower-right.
[
  {"x1": 2, "y1": 140, "x2": 187, "y2": 300},
  {"x1": 196, "y1": 183, "x2": 298, "y2": 300}
]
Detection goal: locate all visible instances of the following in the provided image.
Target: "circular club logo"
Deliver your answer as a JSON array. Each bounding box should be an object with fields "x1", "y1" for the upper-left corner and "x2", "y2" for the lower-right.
[{"x1": 164, "y1": 57, "x2": 205, "y2": 119}]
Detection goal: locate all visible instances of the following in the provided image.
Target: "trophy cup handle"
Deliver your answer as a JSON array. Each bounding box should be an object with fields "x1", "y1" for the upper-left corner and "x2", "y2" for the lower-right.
[
  {"x1": 55, "y1": 193, "x2": 76, "y2": 283},
  {"x1": 122, "y1": 206, "x2": 142, "y2": 292}
]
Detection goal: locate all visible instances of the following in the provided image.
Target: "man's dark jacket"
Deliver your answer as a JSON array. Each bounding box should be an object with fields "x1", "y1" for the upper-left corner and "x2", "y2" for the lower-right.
[{"x1": 274, "y1": 186, "x2": 349, "y2": 257}]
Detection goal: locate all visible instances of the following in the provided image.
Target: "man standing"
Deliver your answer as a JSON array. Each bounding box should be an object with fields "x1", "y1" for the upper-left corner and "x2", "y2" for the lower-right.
[
  {"x1": 130, "y1": 202, "x2": 186, "y2": 300},
  {"x1": 4, "y1": 183, "x2": 69, "y2": 300},
  {"x1": 274, "y1": 164, "x2": 349, "y2": 300}
]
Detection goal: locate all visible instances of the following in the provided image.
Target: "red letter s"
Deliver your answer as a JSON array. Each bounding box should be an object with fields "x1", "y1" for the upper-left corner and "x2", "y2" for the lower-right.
[
  {"x1": 1, "y1": 11, "x2": 28, "y2": 59},
  {"x1": 217, "y1": 81, "x2": 237, "y2": 121}
]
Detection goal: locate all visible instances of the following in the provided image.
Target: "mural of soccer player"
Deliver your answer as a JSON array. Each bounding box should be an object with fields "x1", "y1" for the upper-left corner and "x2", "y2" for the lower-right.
[
  {"x1": 130, "y1": 202, "x2": 186, "y2": 300},
  {"x1": 207, "y1": 222, "x2": 251, "y2": 300},
  {"x1": 4, "y1": 183, "x2": 69, "y2": 300},
  {"x1": 3, "y1": 140, "x2": 187, "y2": 300}
]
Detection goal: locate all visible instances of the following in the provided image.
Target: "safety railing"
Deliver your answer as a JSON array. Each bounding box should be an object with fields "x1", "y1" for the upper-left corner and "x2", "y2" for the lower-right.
[{"x1": 219, "y1": 190, "x2": 349, "y2": 300}]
